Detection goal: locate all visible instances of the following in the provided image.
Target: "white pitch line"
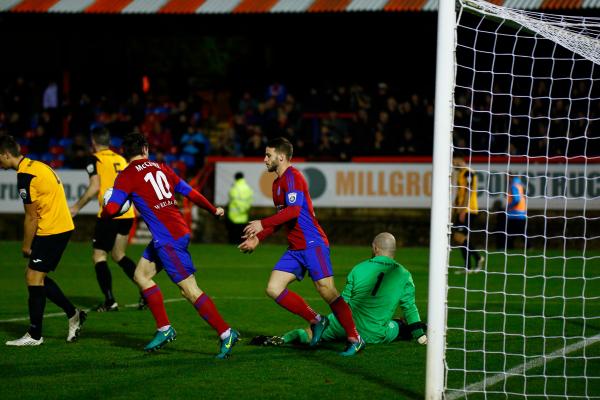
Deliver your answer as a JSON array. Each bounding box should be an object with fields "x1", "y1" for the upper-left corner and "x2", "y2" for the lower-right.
[
  {"x1": 0, "y1": 296, "x2": 322, "y2": 323},
  {"x1": 446, "y1": 333, "x2": 600, "y2": 400}
]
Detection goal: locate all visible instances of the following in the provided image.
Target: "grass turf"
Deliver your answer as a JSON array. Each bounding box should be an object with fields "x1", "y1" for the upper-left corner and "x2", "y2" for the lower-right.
[
  {"x1": 0, "y1": 241, "x2": 427, "y2": 400},
  {"x1": 0, "y1": 241, "x2": 598, "y2": 399}
]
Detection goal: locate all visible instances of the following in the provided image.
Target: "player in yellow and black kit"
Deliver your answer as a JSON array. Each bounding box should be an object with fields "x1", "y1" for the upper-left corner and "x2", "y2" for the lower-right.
[
  {"x1": 452, "y1": 156, "x2": 484, "y2": 273},
  {"x1": 0, "y1": 135, "x2": 86, "y2": 346},
  {"x1": 70, "y1": 127, "x2": 140, "y2": 312}
]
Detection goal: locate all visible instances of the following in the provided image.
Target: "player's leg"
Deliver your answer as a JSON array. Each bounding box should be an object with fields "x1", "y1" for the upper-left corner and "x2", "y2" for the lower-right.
[
  {"x1": 267, "y1": 266, "x2": 321, "y2": 325},
  {"x1": 111, "y1": 218, "x2": 146, "y2": 309},
  {"x1": 6, "y1": 266, "x2": 48, "y2": 345},
  {"x1": 453, "y1": 229, "x2": 469, "y2": 271},
  {"x1": 465, "y1": 214, "x2": 483, "y2": 270},
  {"x1": 92, "y1": 218, "x2": 118, "y2": 311},
  {"x1": 134, "y1": 246, "x2": 174, "y2": 351},
  {"x1": 7, "y1": 232, "x2": 84, "y2": 346},
  {"x1": 110, "y1": 219, "x2": 137, "y2": 281},
  {"x1": 177, "y1": 274, "x2": 239, "y2": 358},
  {"x1": 306, "y1": 245, "x2": 364, "y2": 354},
  {"x1": 39, "y1": 232, "x2": 84, "y2": 342}
]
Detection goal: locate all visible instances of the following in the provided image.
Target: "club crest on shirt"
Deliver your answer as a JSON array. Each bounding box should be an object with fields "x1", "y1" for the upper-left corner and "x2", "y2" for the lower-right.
[
  {"x1": 19, "y1": 189, "x2": 27, "y2": 200},
  {"x1": 288, "y1": 192, "x2": 297, "y2": 204}
]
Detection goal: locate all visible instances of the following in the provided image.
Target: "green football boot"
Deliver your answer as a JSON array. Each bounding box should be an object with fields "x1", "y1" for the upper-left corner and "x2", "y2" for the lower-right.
[
  {"x1": 309, "y1": 317, "x2": 329, "y2": 347},
  {"x1": 216, "y1": 329, "x2": 240, "y2": 359},
  {"x1": 144, "y1": 326, "x2": 176, "y2": 352},
  {"x1": 340, "y1": 337, "x2": 366, "y2": 357}
]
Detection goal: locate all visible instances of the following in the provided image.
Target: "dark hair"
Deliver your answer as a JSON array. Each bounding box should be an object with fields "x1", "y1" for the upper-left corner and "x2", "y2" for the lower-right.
[
  {"x1": 91, "y1": 126, "x2": 110, "y2": 146},
  {"x1": 234, "y1": 172, "x2": 244, "y2": 180},
  {"x1": 266, "y1": 137, "x2": 293, "y2": 160},
  {"x1": 0, "y1": 135, "x2": 20, "y2": 157},
  {"x1": 122, "y1": 132, "x2": 148, "y2": 160}
]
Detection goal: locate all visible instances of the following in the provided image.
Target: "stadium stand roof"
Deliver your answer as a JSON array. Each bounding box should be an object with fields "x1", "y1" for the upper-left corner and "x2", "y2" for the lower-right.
[{"x1": 0, "y1": 0, "x2": 598, "y2": 13}]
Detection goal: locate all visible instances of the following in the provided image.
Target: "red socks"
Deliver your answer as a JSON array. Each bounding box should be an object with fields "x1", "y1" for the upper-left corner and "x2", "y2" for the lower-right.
[
  {"x1": 142, "y1": 285, "x2": 170, "y2": 329},
  {"x1": 275, "y1": 289, "x2": 319, "y2": 324},
  {"x1": 330, "y1": 296, "x2": 360, "y2": 342},
  {"x1": 194, "y1": 293, "x2": 230, "y2": 336}
]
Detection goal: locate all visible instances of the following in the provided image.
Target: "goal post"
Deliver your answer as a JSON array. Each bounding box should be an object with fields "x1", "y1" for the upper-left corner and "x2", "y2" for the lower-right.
[
  {"x1": 427, "y1": 1, "x2": 600, "y2": 398},
  {"x1": 426, "y1": 0, "x2": 456, "y2": 398}
]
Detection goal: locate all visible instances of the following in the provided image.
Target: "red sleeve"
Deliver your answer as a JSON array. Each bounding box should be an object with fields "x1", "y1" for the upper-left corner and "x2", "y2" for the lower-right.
[
  {"x1": 187, "y1": 189, "x2": 217, "y2": 215},
  {"x1": 257, "y1": 225, "x2": 282, "y2": 241},
  {"x1": 101, "y1": 202, "x2": 120, "y2": 219},
  {"x1": 261, "y1": 206, "x2": 301, "y2": 228}
]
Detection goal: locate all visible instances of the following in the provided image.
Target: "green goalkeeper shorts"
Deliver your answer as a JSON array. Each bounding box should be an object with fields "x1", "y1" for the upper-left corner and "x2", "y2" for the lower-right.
[{"x1": 321, "y1": 313, "x2": 400, "y2": 344}]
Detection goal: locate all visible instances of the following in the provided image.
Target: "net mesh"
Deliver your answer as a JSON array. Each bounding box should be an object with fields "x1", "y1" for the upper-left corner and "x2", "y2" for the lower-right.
[{"x1": 445, "y1": 1, "x2": 600, "y2": 398}]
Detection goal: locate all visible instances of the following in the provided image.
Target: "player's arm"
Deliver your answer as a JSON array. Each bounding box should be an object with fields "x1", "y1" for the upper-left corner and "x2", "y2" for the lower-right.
[
  {"x1": 244, "y1": 189, "x2": 303, "y2": 237},
  {"x1": 71, "y1": 157, "x2": 100, "y2": 217},
  {"x1": 70, "y1": 174, "x2": 100, "y2": 217},
  {"x1": 22, "y1": 202, "x2": 38, "y2": 258},
  {"x1": 398, "y1": 276, "x2": 427, "y2": 344},
  {"x1": 17, "y1": 172, "x2": 38, "y2": 257},
  {"x1": 166, "y1": 165, "x2": 222, "y2": 217}
]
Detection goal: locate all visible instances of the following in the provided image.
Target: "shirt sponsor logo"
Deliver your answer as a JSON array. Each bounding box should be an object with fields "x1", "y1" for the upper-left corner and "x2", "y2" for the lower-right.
[
  {"x1": 287, "y1": 193, "x2": 297, "y2": 204},
  {"x1": 19, "y1": 189, "x2": 27, "y2": 200}
]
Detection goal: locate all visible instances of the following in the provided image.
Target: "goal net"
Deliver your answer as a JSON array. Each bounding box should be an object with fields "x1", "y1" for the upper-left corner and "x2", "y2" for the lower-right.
[{"x1": 439, "y1": 1, "x2": 600, "y2": 398}]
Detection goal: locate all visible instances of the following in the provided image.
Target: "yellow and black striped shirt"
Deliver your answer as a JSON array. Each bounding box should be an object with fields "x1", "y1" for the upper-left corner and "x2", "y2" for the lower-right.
[{"x1": 87, "y1": 149, "x2": 135, "y2": 219}]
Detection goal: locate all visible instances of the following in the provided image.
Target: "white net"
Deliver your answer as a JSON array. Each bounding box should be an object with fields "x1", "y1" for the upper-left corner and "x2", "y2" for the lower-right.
[{"x1": 445, "y1": 1, "x2": 600, "y2": 398}]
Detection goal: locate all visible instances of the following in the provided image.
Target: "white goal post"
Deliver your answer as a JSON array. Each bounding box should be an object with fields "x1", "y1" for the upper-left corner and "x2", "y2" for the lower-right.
[{"x1": 427, "y1": 1, "x2": 600, "y2": 399}]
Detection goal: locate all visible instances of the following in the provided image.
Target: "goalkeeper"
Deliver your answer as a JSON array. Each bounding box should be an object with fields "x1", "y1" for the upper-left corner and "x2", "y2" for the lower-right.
[{"x1": 254, "y1": 232, "x2": 427, "y2": 347}]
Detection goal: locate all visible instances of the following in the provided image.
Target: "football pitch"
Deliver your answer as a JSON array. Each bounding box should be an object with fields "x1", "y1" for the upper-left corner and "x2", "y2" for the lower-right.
[{"x1": 0, "y1": 241, "x2": 598, "y2": 399}]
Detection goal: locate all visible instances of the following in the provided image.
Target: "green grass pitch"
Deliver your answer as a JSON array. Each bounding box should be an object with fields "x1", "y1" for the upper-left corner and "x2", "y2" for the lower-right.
[{"x1": 0, "y1": 241, "x2": 598, "y2": 399}]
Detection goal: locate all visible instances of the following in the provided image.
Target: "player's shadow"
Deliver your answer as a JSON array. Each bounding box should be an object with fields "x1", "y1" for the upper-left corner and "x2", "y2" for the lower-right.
[
  {"x1": 69, "y1": 296, "x2": 105, "y2": 309},
  {"x1": 80, "y1": 327, "x2": 149, "y2": 350},
  {"x1": 293, "y1": 343, "x2": 423, "y2": 400},
  {"x1": 0, "y1": 321, "x2": 29, "y2": 338}
]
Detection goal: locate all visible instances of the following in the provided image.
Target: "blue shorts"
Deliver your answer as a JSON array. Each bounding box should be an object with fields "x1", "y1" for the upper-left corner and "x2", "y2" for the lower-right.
[
  {"x1": 273, "y1": 245, "x2": 334, "y2": 282},
  {"x1": 142, "y1": 235, "x2": 195, "y2": 284}
]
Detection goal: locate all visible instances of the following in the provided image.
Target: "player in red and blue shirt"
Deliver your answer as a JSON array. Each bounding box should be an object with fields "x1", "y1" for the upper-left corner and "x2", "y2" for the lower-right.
[
  {"x1": 239, "y1": 137, "x2": 365, "y2": 356},
  {"x1": 102, "y1": 133, "x2": 239, "y2": 358}
]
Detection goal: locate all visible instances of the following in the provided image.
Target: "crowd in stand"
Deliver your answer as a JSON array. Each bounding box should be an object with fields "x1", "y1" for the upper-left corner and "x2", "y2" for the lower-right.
[
  {"x1": 1, "y1": 75, "x2": 597, "y2": 177},
  {"x1": 0, "y1": 77, "x2": 435, "y2": 175}
]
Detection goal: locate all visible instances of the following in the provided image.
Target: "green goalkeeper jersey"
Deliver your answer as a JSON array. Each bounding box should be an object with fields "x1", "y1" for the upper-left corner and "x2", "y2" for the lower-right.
[{"x1": 336, "y1": 255, "x2": 421, "y2": 343}]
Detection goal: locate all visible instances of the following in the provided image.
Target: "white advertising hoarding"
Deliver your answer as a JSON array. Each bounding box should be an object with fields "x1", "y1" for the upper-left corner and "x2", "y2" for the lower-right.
[
  {"x1": 1, "y1": 162, "x2": 598, "y2": 213},
  {"x1": 215, "y1": 162, "x2": 600, "y2": 210},
  {"x1": 0, "y1": 170, "x2": 99, "y2": 214}
]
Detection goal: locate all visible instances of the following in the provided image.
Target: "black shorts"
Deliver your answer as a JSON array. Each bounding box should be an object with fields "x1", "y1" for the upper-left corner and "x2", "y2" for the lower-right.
[
  {"x1": 29, "y1": 230, "x2": 72, "y2": 272},
  {"x1": 452, "y1": 213, "x2": 476, "y2": 235},
  {"x1": 93, "y1": 218, "x2": 134, "y2": 252}
]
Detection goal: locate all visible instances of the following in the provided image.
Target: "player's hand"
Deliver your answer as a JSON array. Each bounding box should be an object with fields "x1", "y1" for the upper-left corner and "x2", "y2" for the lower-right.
[
  {"x1": 243, "y1": 220, "x2": 263, "y2": 238},
  {"x1": 238, "y1": 235, "x2": 259, "y2": 253},
  {"x1": 69, "y1": 205, "x2": 79, "y2": 218},
  {"x1": 214, "y1": 207, "x2": 225, "y2": 218},
  {"x1": 22, "y1": 248, "x2": 31, "y2": 258},
  {"x1": 459, "y1": 211, "x2": 466, "y2": 223},
  {"x1": 417, "y1": 335, "x2": 428, "y2": 345}
]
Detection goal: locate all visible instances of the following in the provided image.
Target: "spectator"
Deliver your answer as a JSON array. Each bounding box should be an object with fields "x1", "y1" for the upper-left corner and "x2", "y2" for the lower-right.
[
  {"x1": 226, "y1": 172, "x2": 254, "y2": 244},
  {"x1": 65, "y1": 134, "x2": 90, "y2": 169},
  {"x1": 180, "y1": 126, "x2": 210, "y2": 169},
  {"x1": 42, "y1": 81, "x2": 59, "y2": 110}
]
